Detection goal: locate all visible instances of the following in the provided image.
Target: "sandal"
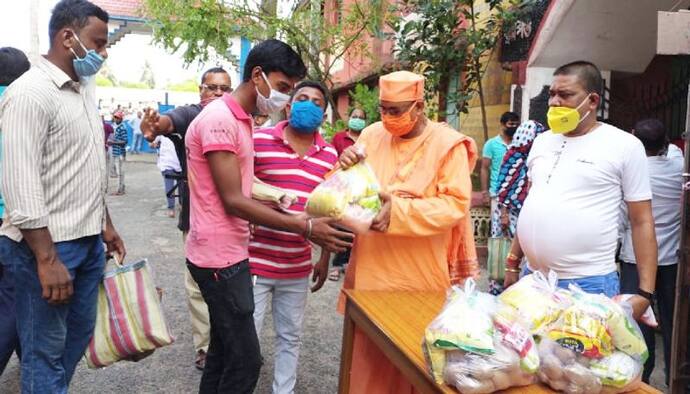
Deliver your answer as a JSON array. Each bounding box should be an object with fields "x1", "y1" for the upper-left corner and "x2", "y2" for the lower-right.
[
  {"x1": 328, "y1": 268, "x2": 341, "y2": 281},
  {"x1": 195, "y1": 350, "x2": 206, "y2": 371}
]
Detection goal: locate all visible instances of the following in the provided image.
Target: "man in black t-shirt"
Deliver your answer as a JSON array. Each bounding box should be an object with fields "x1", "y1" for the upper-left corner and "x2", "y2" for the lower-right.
[{"x1": 141, "y1": 67, "x2": 231, "y2": 371}]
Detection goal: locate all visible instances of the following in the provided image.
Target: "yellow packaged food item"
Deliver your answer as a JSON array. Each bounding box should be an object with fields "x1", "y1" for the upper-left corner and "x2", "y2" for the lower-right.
[
  {"x1": 606, "y1": 302, "x2": 649, "y2": 362},
  {"x1": 306, "y1": 162, "x2": 381, "y2": 233},
  {"x1": 548, "y1": 306, "x2": 614, "y2": 358},
  {"x1": 423, "y1": 280, "x2": 496, "y2": 383},
  {"x1": 590, "y1": 351, "x2": 641, "y2": 389},
  {"x1": 498, "y1": 271, "x2": 569, "y2": 333}
]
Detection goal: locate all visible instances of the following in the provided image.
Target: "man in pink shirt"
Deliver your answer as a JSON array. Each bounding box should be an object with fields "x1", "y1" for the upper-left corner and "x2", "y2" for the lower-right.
[{"x1": 184, "y1": 39, "x2": 352, "y2": 393}]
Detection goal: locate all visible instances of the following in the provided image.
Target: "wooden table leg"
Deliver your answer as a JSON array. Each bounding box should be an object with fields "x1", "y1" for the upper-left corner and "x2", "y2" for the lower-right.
[{"x1": 338, "y1": 300, "x2": 355, "y2": 394}]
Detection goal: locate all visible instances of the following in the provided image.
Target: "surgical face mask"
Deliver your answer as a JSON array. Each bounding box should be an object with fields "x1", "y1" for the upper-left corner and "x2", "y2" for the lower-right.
[
  {"x1": 547, "y1": 94, "x2": 592, "y2": 134},
  {"x1": 381, "y1": 103, "x2": 418, "y2": 137},
  {"x1": 288, "y1": 100, "x2": 324, "y2": 134},
  {"x1": 255, "y1": 72, "x2": 290, "y2": 114},
  {"x1": 70, "y1": 33, "x2": 105, "y2": 77},
  {"x1": 348, "y1": 117, "x2": 366, "y2": 132},
  {"x1": 0, "y1": 86, "x2": 6, "y2": 97}
]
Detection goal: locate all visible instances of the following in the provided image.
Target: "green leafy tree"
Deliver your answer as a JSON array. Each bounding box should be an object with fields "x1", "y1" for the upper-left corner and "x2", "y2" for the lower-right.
[
  {"x1": 120, "y1": 81, "x2": 150, "y2": 89},
  {"x1": 96, "y1": 74, "x2": 114, "y2": 87},
  {"x1": 392, "y1": 0, "x2": 531, "y2": 141},
  {"x1": 349, "y1": 83, "x2": 380, "y2": 122},
  {"x1": 167, "y1": 78, "x2": 199, "y2": 92},
  {"x1": 143, "y1": 0, "x2": 392, "y2": 119}
]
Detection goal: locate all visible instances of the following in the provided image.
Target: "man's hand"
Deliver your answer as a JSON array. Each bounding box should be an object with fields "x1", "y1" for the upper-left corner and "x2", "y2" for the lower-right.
[
  {"x1": 503, "y1": 271, "x2": 519, "y2": 289},
  {"x1": 103, "y1": 223, "x2": 126, "y2": 262},
  {"x1": 371, "y1": 192, "x2": 391, "y2": 232},
  {"x1": 309, "y1": 217, "x2": 353, "y2": 253},
  {"x1": 311, "y1": 254, "x2": 329, "y2": 292},
  {"x1": 627, "y1": 294, "x2": 652, "y2": 322},
  {"x1": 37, "y1": 256, "x2": 73, "y2": 304},
  {"x1": 142, "y1": 108, "x2": 161, "y2": 142},
  {"x1": 338, "y1": 146, "x2": 365, "y2": 169},
  {"x1": 481, "y1": 190, "x2": 491, "y2": 206}
]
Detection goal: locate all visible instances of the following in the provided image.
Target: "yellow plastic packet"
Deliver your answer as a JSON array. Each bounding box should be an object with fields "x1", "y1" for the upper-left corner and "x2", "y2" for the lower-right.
[{"x1": 498, "y1": 271, "x2": 570, "y2": 334}]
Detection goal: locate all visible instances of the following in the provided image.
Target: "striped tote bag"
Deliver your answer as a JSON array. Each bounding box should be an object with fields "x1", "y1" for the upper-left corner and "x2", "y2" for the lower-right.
[{"x1": 85, "y1": 259, "x2": 174, "y2": 368}]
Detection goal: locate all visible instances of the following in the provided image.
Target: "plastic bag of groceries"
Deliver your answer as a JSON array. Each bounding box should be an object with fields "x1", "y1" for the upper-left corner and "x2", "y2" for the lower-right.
[
  {"x1": 422, "y1": 280, "x2": 497, "y2": 383},
  {"x1": 537, "y1": 338, "x2": 642, "y2": 394},
  {"x1": 443, "y1": 337, "x2": 538, "y2": 394},
  {"x1": 442, "y1": 308, "x2": 542, "y2": 394},
  {"x1": 498, "y1": 271, "x2": 572, "y2": 334},
  {"x1": 305, "y1": 161, "x2": 381, "y2": 233},
  {"x1": 547, "y1": 285, "x2": 648, "y2": 362},
  {"x1": 536, "y1": 285, "x2": 648, "y2": 393}
]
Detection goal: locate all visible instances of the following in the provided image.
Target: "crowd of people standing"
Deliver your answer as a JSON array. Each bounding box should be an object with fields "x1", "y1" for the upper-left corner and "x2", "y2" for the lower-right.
[{"x1": 0, "y1": 0, "x2": 686, "y2": 393}]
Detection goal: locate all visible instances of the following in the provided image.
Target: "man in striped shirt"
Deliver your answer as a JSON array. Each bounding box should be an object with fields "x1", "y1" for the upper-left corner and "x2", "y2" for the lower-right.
[
  {"x1": 0, "y1": 1, "x2": 125, "y2": 392},
  {"x1": 109, "y1": 110, "x2": 128, "y2": 195},
  {"x1": 250, "y1": 81, "x2": 337, "y2": 394}
]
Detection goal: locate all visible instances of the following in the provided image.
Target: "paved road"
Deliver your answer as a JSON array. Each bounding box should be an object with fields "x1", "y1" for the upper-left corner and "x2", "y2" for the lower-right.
[
  {"x1": 0, "y1": 156, "x2": 668, "y2": 393},
  {"x1": 0, "y1": 157, "x2": 343, "y2": 393}
]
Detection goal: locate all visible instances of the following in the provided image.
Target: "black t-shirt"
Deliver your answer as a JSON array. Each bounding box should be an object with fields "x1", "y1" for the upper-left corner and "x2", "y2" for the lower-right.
[
  {"x1": 164, "y1": 104, "x2": 202, "y2": 232},
  {"x1": 165, "y1": 103, "x2": 202, "y2": 175}
]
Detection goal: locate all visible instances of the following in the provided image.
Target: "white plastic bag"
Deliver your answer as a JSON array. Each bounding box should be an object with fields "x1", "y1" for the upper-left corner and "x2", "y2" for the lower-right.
[
  {"x1": 306, "y1": 161, "x2": 381, "y2": 233},
  {"x1": 422, "y1": 280, "x2": 497, "y2": 383}
]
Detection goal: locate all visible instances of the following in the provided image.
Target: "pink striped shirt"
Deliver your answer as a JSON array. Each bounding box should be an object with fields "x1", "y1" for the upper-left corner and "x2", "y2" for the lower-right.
[{"x1": 249, "y1": 121, "x2": 338, "y2": 279}]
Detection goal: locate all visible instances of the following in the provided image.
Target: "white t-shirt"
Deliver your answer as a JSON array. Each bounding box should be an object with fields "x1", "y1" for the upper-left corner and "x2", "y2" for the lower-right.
[
  {"x1": 155, "y1": 136, "x2": 182, "y2": 173},
  {"x1": 517, "y1": 123, "x2": 651, "y2": 279},
  {"x1": 130, "y1": 116, "x2": 143, "y2": 135},
  {"x1": 620, "y1": 153, "x2": 683, "y2": 266}
]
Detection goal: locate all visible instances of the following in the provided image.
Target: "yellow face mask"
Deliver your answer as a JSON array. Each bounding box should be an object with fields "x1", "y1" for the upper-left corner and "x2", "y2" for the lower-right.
[{"x1": 547, "y1": 94, "x2": 591, "y2": 134}]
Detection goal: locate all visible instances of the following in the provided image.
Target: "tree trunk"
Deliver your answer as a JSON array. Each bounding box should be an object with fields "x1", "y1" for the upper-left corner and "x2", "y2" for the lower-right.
[
  {"x1": 438, "y1": 72, "x2": 450, "y2": 122},
  {"x1": 475, "y1": 58, "x2": 490, "y2": 143},
  {"x1": 329, "y1": 94, "x2": 341, "y2": 121},
  {"x1": 467, "y1": 0, "x2": 490, "y2": 143}
]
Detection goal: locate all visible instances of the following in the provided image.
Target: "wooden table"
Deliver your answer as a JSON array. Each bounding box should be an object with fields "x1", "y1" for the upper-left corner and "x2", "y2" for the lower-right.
[{"x1": 338, "y1": 290, "x2": 661, "y2": 394}]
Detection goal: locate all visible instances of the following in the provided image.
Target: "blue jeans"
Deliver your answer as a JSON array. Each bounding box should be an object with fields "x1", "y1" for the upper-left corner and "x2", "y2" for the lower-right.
[
  {"x1": 0, "y1": 235, "x2": 105, "y2": 394},
  {"x1": 162, "y1": 170, "x2": 179, "y2": 210},
  {"x1": 0, "y1": 261, "x2": 20, "y2": 375},
  {"x1": 131, "y1": 133, "x2": 144, "y2": 153},
  {"x1": 521, "y1": 265, "x2": 620, "y2": 297}
]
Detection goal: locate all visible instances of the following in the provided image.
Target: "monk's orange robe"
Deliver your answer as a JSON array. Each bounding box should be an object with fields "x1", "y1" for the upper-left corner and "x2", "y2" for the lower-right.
[{"x1": 338, "y1": 120, "x2": 478, "y2": 393}]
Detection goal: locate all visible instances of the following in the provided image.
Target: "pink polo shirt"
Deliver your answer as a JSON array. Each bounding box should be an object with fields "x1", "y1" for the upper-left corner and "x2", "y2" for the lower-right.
[{"x1": 185, "y1": 94, "x2": 254, "y2": 268}]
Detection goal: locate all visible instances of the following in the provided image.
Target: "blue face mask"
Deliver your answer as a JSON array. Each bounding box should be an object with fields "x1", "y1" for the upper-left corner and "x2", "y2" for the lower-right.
[
  {"x1": 288, "y1": 100, "x2": 324, "y2": 134},
  {"x1": 70, "y1": 33, "x2": 105, "y2": 77},
  {"x1": 0, "y1": 86, "x2": 6, "y2": 97}
]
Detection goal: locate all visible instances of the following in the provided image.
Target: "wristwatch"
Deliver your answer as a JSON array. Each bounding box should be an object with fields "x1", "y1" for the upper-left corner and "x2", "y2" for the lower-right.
[{"x1": 637, "y1": 288, "x2": 654, "y2": 302}]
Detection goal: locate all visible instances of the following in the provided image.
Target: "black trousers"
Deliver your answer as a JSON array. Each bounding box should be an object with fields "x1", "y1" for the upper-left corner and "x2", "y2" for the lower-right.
[
  {"x1": 187, "y1": 260, "x2": 262, "y2": 394},
  {"x1": 619, "y1": 262, "x2": 677, "y2": 384}
]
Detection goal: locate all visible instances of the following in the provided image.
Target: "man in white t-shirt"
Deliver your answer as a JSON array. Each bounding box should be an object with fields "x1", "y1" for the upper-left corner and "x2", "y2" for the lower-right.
[
  {"x1": 152, "y1": 136, "x2": 182, "y2": 217},
  {"x1": 620, "y1": 118, "x2": 682, "y2": 384},
  {"x1": 130, "y1": 111, "x2": 144, "y2": 154},
  {"x1": 504, "y1": 61, "x2": 657, "y2": 320}
]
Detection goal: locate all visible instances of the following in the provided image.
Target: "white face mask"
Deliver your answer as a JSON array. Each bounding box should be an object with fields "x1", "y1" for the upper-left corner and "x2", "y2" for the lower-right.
[{"x1": 255, "y1": 72, "x2": 290, "y2": 114}]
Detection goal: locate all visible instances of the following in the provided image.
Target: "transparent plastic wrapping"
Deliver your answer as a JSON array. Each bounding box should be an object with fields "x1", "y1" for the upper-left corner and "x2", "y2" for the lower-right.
[
  {"x1": 536, "y1": 338, "x2": 642, "y2": 394},
  {"x1": 613, "y1": 294, "x2": 658, "y2": 328},
  {"x1": 498, "y1": 271, "x2": 572, "y2": 334},
  {"x1": 547, "y1": 286, "x2": 648, "y2": 362},
  {"x1": 252, "y1": 177, "x2": 298, "y2": 210},
  {"x1": 422, "y1": 280, "x2": 497, "y2": 383},
  {"x1": 305, "y1": 161, "x2": 381, "y2": 233},
  {"x1": 442, "y1": 337, "x2": 537, "y2": 394}
]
